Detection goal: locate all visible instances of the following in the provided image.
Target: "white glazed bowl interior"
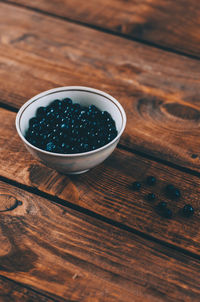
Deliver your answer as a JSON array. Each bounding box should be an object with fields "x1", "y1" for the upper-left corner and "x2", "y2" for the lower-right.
[{"x1": 16, "y1": 86, "x2": 126, "y2": 174}]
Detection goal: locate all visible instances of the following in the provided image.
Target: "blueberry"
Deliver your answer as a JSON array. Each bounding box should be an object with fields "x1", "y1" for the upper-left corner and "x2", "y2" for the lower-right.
[
  {"x1": 45, "y1": 123, "x2": 51, "y2": 130},
  {"x1": 83, "y1": 143, "x2": 89, "y2": 151},
  {"x1": 39, "y1": 119, "x2": 46, "y2": 127},
  {"x1": 60, "y1": 142, "x2": 67, "y2": 149},
  {"x1": 132, "y1": 181, "x2": 141, "y2": 191},
  {"x1": 46, "y1": 142, "x2": 56, "y2": 152},
  {"x1": 62, "y1": 97, "x2": 72, "y2": 106},
  {"x1": 146, "y1": 176, "x2": 156, "y2": 186},
  {"x1": 29, "y1": 139, "x2": 37, "y2": 146},
  {"x1": 182, "y1": 204, "x2": 194, "y2": 217},
  {"x1": 157, "y1": 201, "x2": 167, "y2": 211},
  {"x1": 31, "y1": 123, "x2": 40, "y2": 131},
  {"x1": 27, "y1": 97, "x2": 117, "y2": 154},
  {"x1": 88, "y1": 105, "x2": 98, "y2": 112},
  {"x1": 36, "y1": 106, "x2": 46, "y2": 118},
  {"x1": 147, "y1": 193, "x2": 156, "y2": 201},
  {"x1": 28, "y1": 129, "x2": 37, "y2": 137},
  {"x1": 46, "y1": 106, "x2": 54, "y2": 114},
  {"x1": 52, "y1": 135, "x2": 59, "y2": 143},
  {"x1": 60, "y1": 117, "x2": 66, "y2": 123},
  {"x1": 173, "y1": 188, "x2": 181, "y2": 199},
  {"x1": 39, "y1": 133, "x2": 47, "y2": 141},
  {"x1": 47, "y1": 133, "x2": 52, "y2": 139},
  {"x1": 61, "y1": 123, "x2": 69, "y2": 130},
  {"x1": 166, "y1": 184, "x2": 174, "y2": 192},
  {"x1": 156, "y1": 202, "x2": 172, "y2": 218},
  {"x1": 29, "y1": 117, "x2": 38, "y2": 127},
  {"x1": 46, "y1": 110, "x2": 55, "y2": 120},
  {"x1": 101, "y1": 111, "x2": 110, "y2": 118},
  {"x1": 162, "y1": 208, "x2": 173, "y2": 219},
  {"x1": 96, "y1": 139, "x2": 102, "y2": 146},
  {"x1": 166, "y1": 184, "x2": 181, "y2": 199},
  {"x1": 73, "y1": 103, "x2": 81, "y2": 109},
  {"x1": 51, "y1": 99, "x2": 62, "y2": 109}
]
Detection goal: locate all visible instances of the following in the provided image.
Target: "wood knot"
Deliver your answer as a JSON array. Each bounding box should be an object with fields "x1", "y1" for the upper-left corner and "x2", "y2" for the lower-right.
[
  {"x1": 164, "y1": 103, "x2": 200, "y2": 121},
  {"x1": 0, "y1": 194, "x2": 22, "y2": 212}
]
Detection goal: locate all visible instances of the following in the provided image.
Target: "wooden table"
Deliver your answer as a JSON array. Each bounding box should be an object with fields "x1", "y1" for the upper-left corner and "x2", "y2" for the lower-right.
[{"x1": 0, "y1": 1, "x2": 200, "y2": 301}]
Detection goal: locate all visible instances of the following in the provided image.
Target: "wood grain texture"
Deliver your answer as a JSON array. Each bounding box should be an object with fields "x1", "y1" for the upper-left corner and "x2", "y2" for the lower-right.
[
  {"x1": 6, "y1": 0, "x2": 200, "y2": 58},
  {"x1": 1, "y1": 108, "x2": 200, "y2": 256},
  {"x1": 0, "y1": 3, "x2": 200, "y2": 173},
  {"x1": 0, "y1": 181, "x2": 200, "y2": 302},
  {"x1": 0, "y1": 3, "x2": 200, "y2": 172},
  {"x1": 0, "y1": 276, "x2": 60, "y2": 302}
]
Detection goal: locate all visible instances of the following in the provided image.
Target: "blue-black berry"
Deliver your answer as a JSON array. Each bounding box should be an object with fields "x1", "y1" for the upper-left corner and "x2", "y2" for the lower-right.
[
  {"x1": 132, "y1": 181, "x2": 141, "y2": 191},
  {"x1": 165, "y1": 184, "x2": 181, "y2": 199},
  {"x1": 36, "y1": 106, "x2": 46, "y2": 118},
  {"x1": 147, "y1": 193, "x2": 156, "y2": 201},
  {"x1": 162, "y1": 208, "x2": 172, "y2": 219},
  {"x1": 182, "y1": 204, "x2": 194, "y2": 217},
  {"x1": 156, "y1": 202, "x2": 172, "y2": 218},
  {"x1": 25, "y1": 98, "x2": 118, "y2": 154},
  {"x1": 157, "y1": 201, "x2": 167, "y2": 211},
  {"x1": 146, "y1": 176, "x2": 156, "y2": 186}
]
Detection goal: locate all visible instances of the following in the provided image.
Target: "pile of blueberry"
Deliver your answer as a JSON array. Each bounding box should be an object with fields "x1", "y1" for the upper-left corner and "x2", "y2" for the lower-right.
[
  {"x1": 25, "y1": 98, "x2": 118, "y2": 154},
  {"x1": 132, "y1": 177, "x2": 195, "y2": 218}
]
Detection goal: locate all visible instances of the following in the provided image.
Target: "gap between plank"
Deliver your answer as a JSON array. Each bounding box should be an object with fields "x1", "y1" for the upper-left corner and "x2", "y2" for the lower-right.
[
  {"x1": 0, "y1": 102, "x2": 18, "y2": 113},
  {"x1": 118, "y1": 144, "x2": 200, "y2": 179},
  {"x1": 1, "y1": 175, "x2": 200, "y2": 262},
  {"x1": 1, "y1": 0, "x2": 200, "y2": 61},
  {"x1": 0, "y1": 274, "x2": 67, "y2": 302}
]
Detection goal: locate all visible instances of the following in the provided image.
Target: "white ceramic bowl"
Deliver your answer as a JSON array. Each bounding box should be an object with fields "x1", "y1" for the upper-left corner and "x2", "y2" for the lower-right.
[{"x1": 16, "y1": 86, "x2": 126, "y2": 174}]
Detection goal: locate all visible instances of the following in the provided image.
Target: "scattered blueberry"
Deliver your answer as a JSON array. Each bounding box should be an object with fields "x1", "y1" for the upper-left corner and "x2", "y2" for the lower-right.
[
  {"x1": 166, "y1": 184, "x2": 174, "y2": 192},
  {"x1": 147, "y1": 193, "x2": 156, "y2": 201},
  {"x1": 173, "y1": 188, "x2": 181, "y2": 199},
  {"x1": 182, "y1": 204, "x2": 194, "y2": 217},
  {"x1": 146, "y1": 176, "x2": 156, "y2": 186},
  {"x1": 165, "y1": 184, "x2": 181, "y2": 199},
  {"x1": 25, "y1": 98, "x2": 118, "y2": 154},
  {"x1": 157, "y1": 201, "x2": 167, "y2": 211},
  {"x1": 156, "y1": 202, "x2": 172, "y2": 218},
  {"x1": 132, "y1": 181, "x2": 141, "y2": 191},
  {"x1": 162, "y1": 208, "x2": 173, "y2": 219}
]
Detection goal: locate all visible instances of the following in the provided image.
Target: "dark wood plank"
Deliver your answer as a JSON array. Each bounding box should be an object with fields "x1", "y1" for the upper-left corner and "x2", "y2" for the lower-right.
[
  {"x1": 1, "y1": 180, "x2": 200, "y2": 302},
  {"x1": 0, "y1": 3, "x2": 200, "y2": 172},
  {"x1": 6, "y1": 0, "x2": 200, "y2": 58},
  {"x1": 1, "y1": 108, "x2": 200, "y2": 256},
  {"x1": 0, "y1": 276, "x2": 61, "y2": 302}
]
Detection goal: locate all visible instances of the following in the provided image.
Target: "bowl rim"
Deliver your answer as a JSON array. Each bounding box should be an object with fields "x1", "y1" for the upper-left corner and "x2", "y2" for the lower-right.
[{"x1": 16, "y1": 86, "x2": 127, "y2": 157}]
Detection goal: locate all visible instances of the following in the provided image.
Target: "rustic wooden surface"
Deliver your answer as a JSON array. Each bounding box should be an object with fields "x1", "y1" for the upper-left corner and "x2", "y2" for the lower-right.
[
  {"x1": 5, "y1": 0, "x2": 200, "y2": 59},
  {"x1": 0, "y1": 276, "x2": 61, "y2": 302},
  {"x1": 0, "y1": 0, "x2": 200, "y2": 301},
  {"x1": 0, "y1": 3, "x2": 200, "y2": 173},
  {"x1": 1, "y1": 108, "x2": 200, "y2": 256},
  {"x1": 1, "y1": 181, "x2": 200, "y2": 301}
]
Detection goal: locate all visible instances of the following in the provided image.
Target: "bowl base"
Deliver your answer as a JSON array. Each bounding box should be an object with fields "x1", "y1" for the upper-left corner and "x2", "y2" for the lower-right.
[{"x1": 60, "y1": 169, "x2": 90, "y2": 175}]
